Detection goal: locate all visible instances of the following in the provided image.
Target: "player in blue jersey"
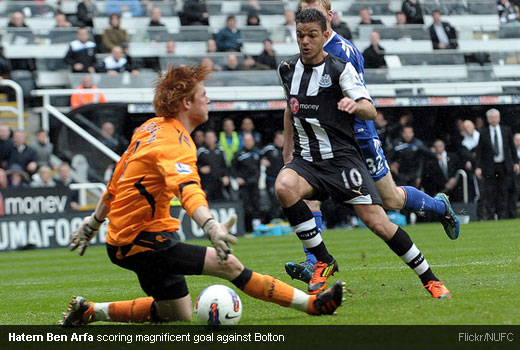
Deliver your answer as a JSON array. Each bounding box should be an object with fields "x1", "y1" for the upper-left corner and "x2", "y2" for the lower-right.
[{"x1": 284, "y1": 0, "x2": 460, "y2": 285}]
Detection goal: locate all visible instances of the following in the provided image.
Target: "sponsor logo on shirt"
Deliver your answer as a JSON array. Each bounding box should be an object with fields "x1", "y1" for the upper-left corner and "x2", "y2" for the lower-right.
[
  {"x1": 290, "y1": 97, "x2": 299, "y2": 114},
  {"x1": 175, "y1": 163, "x2": 192, "y2": 174}
]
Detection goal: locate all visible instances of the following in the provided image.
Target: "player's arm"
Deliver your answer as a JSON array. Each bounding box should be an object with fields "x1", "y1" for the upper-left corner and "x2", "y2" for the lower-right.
[
  {"x1": 337, "y1": 62, "x2": 377, "y2": 120},
  {"x1": 161, "y1": 153, "x2": 237, "y2": 263},
  {"x1": 282, "y1": 104, "x2": 294, "y2": 164},
  {"x1": 337, "y1": 98, "x2": 376, "y2": 120}
]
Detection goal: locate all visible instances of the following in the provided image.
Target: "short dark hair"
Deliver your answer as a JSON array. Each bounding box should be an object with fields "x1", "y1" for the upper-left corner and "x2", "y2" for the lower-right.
[{"x1": 296, "y1": 8, "x2": 327, "y2": 32}]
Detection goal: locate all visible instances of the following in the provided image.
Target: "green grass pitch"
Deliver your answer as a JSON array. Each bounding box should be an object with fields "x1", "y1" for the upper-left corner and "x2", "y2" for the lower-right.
[{"x1": 0, "y1": 220, "x2": 519, "y2": 325}]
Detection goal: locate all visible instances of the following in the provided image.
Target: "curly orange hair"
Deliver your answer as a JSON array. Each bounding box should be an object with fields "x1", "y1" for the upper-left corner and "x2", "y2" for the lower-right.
[{"x1": 153, "y1": 65, "x2": 211, "y2": 117}]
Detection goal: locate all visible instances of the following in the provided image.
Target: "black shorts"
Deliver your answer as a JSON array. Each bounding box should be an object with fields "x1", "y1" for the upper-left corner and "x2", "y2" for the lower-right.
[
  {"x1": 285, "y1": 155, "x2": 382, "y2": 206},
  {"x1": 107, "y1": 231, "x2": 207, "y2": 301}
]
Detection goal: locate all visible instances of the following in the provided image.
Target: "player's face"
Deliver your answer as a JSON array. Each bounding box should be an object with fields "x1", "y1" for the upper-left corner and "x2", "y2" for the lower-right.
[
  {"x1": 297, "y1": 22, "x2": 328, "y2": 64},
  {"x1": 189, "y1": 83, "x2": 211, "y2": 126}
]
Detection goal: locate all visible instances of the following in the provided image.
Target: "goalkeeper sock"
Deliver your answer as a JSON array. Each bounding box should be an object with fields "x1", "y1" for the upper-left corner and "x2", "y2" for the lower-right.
[
  {"x1": 231, "y1": 268, "x2": 317, "y2": 314},
  {"x1": 86, "y1": 297, "x2": 155, "y2": 323},
  {"x1": 385, "y1": 227, "x2": 438, "y2": 286}
]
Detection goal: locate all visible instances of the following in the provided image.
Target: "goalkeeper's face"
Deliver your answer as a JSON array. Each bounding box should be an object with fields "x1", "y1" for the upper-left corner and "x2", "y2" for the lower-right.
[{"x1": 188, "y1": 83, "x2": 211, "y2": 126}]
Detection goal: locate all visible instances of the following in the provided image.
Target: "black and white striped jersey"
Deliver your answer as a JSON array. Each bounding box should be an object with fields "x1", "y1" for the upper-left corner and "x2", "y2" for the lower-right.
[{"x1": 278, "y1": 53, "x2": 373, "y2": 162}]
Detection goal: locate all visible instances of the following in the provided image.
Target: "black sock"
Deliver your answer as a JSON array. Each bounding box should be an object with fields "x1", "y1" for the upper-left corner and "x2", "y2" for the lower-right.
[
  {"x1": 386, "y1": 227, "x2": 438, "y2": 286},
  {"x1": 231, "y1": 268, "x2": 253, "y2": 290},
  {"x1": 283, "y1": 200, "x2": 332, "y2": 262}
]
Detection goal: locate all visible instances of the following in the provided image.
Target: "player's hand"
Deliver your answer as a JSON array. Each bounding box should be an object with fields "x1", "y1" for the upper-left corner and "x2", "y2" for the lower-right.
[
  {"x1": 203, "y1": 215, "x2": 238, "y2": 263},
  {"x1": 69, "y1": 215, "x2": 103, "y2": 256},
  {"x1": 337, "y1": 97, "x2": 358, "y2": 114}
]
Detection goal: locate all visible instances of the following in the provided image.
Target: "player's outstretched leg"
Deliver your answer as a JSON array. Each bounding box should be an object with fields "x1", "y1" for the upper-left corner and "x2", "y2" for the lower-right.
[
  {"x1": 401, "y1": 186, "x2": 460, "y2": 239},
  {"x1": 61, "y1": 296, "x2": 155, "y2": 326},
  {"x1": 356, "y1": 204, "x2": 451, "y2": 299}
]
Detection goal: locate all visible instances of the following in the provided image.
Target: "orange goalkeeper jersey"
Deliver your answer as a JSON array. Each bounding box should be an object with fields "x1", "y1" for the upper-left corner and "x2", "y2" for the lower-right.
[{"x1": 103, "y1": 117, "x2": 208, "y2": 246}]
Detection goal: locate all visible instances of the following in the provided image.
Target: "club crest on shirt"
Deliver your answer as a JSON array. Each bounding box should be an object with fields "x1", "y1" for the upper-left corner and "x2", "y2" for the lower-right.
[
  {"x1": 289, "y1": 97, "x2": 299, "y2": 114},
  {"x1": 175, "y1": 162, "x2": 192, "y2": 174},
  {"x1": 319, "y1": 74, "x2": 332, "y2": 88}
]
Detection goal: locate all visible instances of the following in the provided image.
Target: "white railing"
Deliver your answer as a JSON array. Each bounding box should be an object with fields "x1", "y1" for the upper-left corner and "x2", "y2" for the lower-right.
[
  {"x1": 69, "y1": 182, "x2": 107, "y2": 207},
  {"x1": 454, "y1": 169, "x2": 469, "y2": 204},
  {"x1": 0, "y1": 79, "x2": 24, "y2": 130}
]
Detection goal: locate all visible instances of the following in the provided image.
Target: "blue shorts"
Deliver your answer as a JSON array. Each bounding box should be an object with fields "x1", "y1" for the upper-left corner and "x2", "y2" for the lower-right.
[{"x1": 357, "y1": 138, "x2": 390, "y2": 182}]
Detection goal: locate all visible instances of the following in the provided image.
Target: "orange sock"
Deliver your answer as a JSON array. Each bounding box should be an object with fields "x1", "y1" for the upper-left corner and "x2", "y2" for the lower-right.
[
  {"x1": 242, "y1": 272, "x2": 318, "y2": 314},
  {"x1": 107, "y1": 297, "x2": 155, "y2": 322}
]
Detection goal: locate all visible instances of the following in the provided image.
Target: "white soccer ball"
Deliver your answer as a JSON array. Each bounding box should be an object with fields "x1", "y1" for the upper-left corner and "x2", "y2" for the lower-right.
[{"x1": 194, "y1": 285, "x2": 242, "y2": 325}]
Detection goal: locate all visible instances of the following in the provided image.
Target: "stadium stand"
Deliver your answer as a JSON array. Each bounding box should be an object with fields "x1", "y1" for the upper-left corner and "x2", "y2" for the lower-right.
[{"x1": 0, "y1": 0, "x2": 519, "y2": 221}]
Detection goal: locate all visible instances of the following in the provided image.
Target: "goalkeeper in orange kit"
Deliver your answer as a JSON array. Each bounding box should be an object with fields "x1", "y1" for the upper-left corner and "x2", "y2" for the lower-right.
[{"x1": 60, "y1": 65, "x2": 343, "y2": 326}]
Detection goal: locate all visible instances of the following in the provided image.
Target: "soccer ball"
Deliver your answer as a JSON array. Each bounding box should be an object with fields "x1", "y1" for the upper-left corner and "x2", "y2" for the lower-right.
[{"x1": 194, "y1": 285, "x2": 242, "y2": 325}]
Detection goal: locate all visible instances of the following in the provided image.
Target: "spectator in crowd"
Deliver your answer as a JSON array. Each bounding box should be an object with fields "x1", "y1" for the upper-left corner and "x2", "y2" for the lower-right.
[
  {"x1": 402, "y1": 0, "x2": 424, "y2": 24},
  {"x1": 247, "y1": 11, "x2": 261, "y2": 26},
  {"x1": 148, "y1": 7, "x2": 165, "y2": 27},
  {"x1": 261, "y1": 131, "x2": 284, "y2": 221},
  {"x1": 284, "y1": 10, "x2": 297, "y2": 42},
  {"x1": 64, "y1": 27, "x2": 97, "y2": 73},
  {"x1": 102, "y1": 14, "x2": 129, "y2": 53},
  {"x1": 200, "y1": 57, "x2": 220, "y2": 71},
  {"x1": 31, "y1": 165, "x2": 56, "y2": 188},
  {"x1": 0, "y1": 47, "x2": 12, "y2": 80},
  {"x1": 215, "y1": 15, "x2": 242, "y2": 52},
  {"x1": 422, "y1": 139, "x2": 460, "y2": 198},
  {"x1": 100, "y1": 121, "x2": 128, "y2": 154},
  {"x1": 55, "y1": 12, "x2": 73, "y2": 27},
  {"x1": 255, "y1": 38, "x2": 277, "y2": 69},
  {"x1": 461, "y1": 119, "x2": 480, "y2": 153},
  {"x1": 197, "y1": 130, "x2": 230, "y2": 201},
  {"x1": 475, "y1": 116, "x2": 485, "y2": 131},
  {"x1": 240, "y1": 55, "x2": 271, "y2": 71},
  {"x1": 206, "y1": 38, "x2": 218, "y2": 53},
  {"x1": 429, "y1": 10, "x2": 458, "y2": 50},
  {"x1": 181, "y1": 0, "x2": 209, "y2": 26},
  {"x1": 70, "y1": 76, "x2": 107, "y2": 109},
  {"x1": 391, "y1": 126, "x2": 429, "y2": 188},
  {"x1": 374, "y1": 110, "x2": 393, "y2": 150},
  {"x1": 54, "y1": 162, "x2": 80, "y2": 210},
  {"x1": 106, "y1": 0, "x2": 142, "y2": 17},
  {"x1": 387, "y1": 111, "x2": 413, "y2": 143},
  {"x1": 363, "y1": 31, "x2": 386, "y2": 68},
  {"x1": 219, "y1": 118, "x2": 240, "y2": 166},
  {"x1": 102, "y1": 46, "x2": 139, "y2": 75},
  {"x1": 30, "y1": 129, "x2": 53, "y2": 168},
  {"x1": 8, "y1": 11, "x2": 28, "y2": 28},
  {"x1": 331, "y1": 12, "x2": 352, "y2": 40},
  {"x1": 166, "y1": 40, "x2": 176, "y2": 54},
  {"x1": 77, "y1": 0, "x2": 98, "y2": 27},
  {"x1": 6, "y1": 164, "x2": 30, "y2": 189},
  {"x1": 395, "y1": 11, "x2": 407, "y2": 25},
  {"x1": 8, "y1": 130, "x2": 37, "y2": 175},
  {"x1": 231, "y1": 133, "x2": 260, "y2": 232},
  {"x1": 0, "y1": 123, "x2": 13, "y2": 169},
  {"x1": 192, "y1": 129, "x2": 205, "y2": 148},
  {"x1": 148, "y1": 7, "x2": 167, "y2": 42},
  {"x1": 497, "y1": 0, "x2": 520, "y2": 24},
  {"x1": 359, "y1": 7, "x2": 383, "y2": 25},
  {"x1": 475, "y1": 108, "x2": 520, "y2": 220},
  {"x1": 239, "y1": 117, "x2": 262, "y2": 146},
  {"x1": 223, "y1": 53, "x2": 240, "y2": 71},
  {"x1": 513, "y1": 133, "x2": 520, "y2": 214},
  {"x1": 8, "y1": 12, "x2": 36, "y2": 71}
]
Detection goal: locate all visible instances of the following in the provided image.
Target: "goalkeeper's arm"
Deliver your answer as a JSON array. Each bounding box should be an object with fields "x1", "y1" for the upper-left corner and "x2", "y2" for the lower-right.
[{"x1": 69, "y1": 198, "x2": 110, "y2": 256}]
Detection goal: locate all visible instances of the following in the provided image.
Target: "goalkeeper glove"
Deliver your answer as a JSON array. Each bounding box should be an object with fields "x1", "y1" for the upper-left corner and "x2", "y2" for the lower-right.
[
  {"x1": 203, "y1": 214, "x2": 238, "y2": 263},
  {"x1": 69, "y1": 215, "x2": 104, "y2": 256}
]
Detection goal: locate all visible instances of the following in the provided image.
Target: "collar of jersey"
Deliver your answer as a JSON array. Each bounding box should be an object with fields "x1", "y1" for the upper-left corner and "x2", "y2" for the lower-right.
[
  {"x1": 299, "y1": 54, "x2": 328, "y2": 68},
  {"x1": 324, "y1": 30, "x2": 337, "y2": 47}
]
